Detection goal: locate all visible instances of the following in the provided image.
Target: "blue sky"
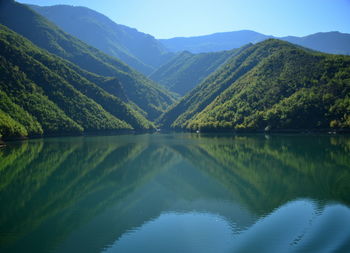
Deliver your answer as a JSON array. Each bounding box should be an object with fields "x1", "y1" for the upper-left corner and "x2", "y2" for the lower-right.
[{"x1": 17, "y1": 0, "x2": 350, "y2": 39}]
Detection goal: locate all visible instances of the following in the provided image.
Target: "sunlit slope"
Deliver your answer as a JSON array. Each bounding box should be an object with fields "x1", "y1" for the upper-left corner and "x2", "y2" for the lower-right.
[
  {"x1": 150, "y1": 49, "x2": 238, "y2": 96},
  {"x1": 0, "y1": 25, "x2": 155, "y2": 139},
  {"x1": 0, "y1": 0, "x2": 176, "y2": 121},
  {"x1": 29, "y1": 4, "x2": 175, "y2": 75},
  {"x1": 160, "y1": 40, "x2": 350, "y2": 131}
]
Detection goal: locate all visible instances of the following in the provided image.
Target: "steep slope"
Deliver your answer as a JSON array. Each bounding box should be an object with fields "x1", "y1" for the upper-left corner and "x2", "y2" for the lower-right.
[
  {"x1": 0, "y1": 0, "x2": 175, "y2": 121},
  {"x1": 160, "y1": 30, "x2": 350, "y2": 55},
  {"x1": 0, "y1": 90, "x2": 43, "y2": 138},
  {"x1": 0, "y1": 24, "x2": 155, "y2": 139},
  {"x1": 149, "y1": 49, "x2": 238, "y2": 96},
  {"x1": 160, "y1": 30, "x2": 269, "y2": 53},
  {"x1": 159, "y1": 39, "x2": 350, "y2": 132},
  {"x1": 29, "y1": 4, "x2": 174, "y2": 75}
]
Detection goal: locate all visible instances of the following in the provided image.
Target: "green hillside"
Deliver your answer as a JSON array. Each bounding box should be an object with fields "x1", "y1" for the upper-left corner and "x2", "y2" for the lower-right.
[
  {"x1": 0, "y1": 25, "x2": 156, "y2": 139},
  {"x1": 0, "y1": 0, "x2": 176, "y2": 121},
  {"x1": 29, "y1": 4, "x2": 175, "y2": 75},
  {"x1": 149, "y1": 49, "x2": 238, "y2": 96},
  {"x1": 159, "y1": 39, "x2": 350, "y2": 132}
]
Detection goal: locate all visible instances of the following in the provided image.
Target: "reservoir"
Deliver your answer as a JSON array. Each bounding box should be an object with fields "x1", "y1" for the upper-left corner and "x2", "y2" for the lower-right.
[{"x1": 0, "y1": 133, "x2": 349, "y2": 252}]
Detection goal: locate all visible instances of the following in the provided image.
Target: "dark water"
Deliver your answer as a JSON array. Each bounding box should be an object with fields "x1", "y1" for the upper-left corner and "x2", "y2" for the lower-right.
[{"x1": 0, "y1": 133, "x2": 350, "y2": 253}]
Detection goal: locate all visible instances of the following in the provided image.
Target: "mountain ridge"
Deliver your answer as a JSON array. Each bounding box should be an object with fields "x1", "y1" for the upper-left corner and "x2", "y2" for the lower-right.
[
  {"x1": 0, "y1": 24, "x2": 156, "y2": 139},
  {"x1": 160, "y1": 30, "x2": 350, "y2": 55},
  {"x1": 28, "y1": 4, "x2": 175, "y2": 75},
  {"x1": 0, "y1": 0, "x2": 176, "y2": 122},
  {"x1": 159, "y1": 39, "x2": 350, "y2": 132},
  {"x1": 149, "y1": 49, "x2": 240, "y2": 96}
]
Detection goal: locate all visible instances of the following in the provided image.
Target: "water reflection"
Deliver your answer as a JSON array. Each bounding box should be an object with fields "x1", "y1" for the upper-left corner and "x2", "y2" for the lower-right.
[
  {"x1": 103, "y1": 200, "x2": 350, "y2": 253},
  {"x1": 104, "y1": 212, "x2": 235, "y2": 253},
  {"x1": 0, "y1": 134, "x2": 349, "y2": 252}
]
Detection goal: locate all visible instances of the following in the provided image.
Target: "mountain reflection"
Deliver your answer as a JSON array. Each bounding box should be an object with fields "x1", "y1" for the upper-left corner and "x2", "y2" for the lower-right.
[{"x1": 0, "y1": 134, "x2": 349, "y2": 253}]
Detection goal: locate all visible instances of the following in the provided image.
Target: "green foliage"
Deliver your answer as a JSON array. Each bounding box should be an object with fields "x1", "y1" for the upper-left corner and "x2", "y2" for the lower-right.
[
  {"x1": 0, "y1": 53, "x2": 83, "y2": 136},
  {"x1": 160, "y1": 39, "x2": 350, "y2": 132},
  {"x1": 0, "y1": 109, "x2": 28, "y2": 138},
  {"x1": 30, "y1": 4, "x2": 174, "y2": 75},
  {"x1": 0, "y1": 91, "x2": 43, "y2": 136},
  {"x1": 0, "y1": 0, "x2": 176, "y2": 121},
  {"x1": 0, "y1": 24, "x2": 158, "y2": 138},
  {"x1": 0, "y1": 30, "x2": 130, "y2": 132},
  {"x1": 150, "y1": 49, "x2": 237, "y2": 96}
]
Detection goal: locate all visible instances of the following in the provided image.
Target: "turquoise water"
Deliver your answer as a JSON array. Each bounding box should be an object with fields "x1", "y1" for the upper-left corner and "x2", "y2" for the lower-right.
[{"x1": 0, "y1": 133, "x2": 350, "y2": 252}]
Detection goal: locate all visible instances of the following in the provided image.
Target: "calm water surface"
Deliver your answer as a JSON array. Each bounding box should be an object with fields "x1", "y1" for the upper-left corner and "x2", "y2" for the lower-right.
[{"x1": 0, "y1": 133, "x2": 350, "y2": 253}]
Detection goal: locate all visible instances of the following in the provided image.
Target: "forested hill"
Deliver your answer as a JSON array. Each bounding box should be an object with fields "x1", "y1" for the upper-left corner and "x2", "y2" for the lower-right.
[
  {"x1": 0, "y1": 0, "x2": 176, "y2": 121},
  {"x1": 29, "y1": 4, "x2": 174, "y2": 75},
  {"x1": 149, "y1": 49, "x2": 239, "y2": 96},
  {"x1": 1, "y1": 0, "x2": 349, "y2": 139},
  {"x1": 0, "y1": 24, "x2": 155, "y2": 139},
  {"x1": 159, "y1": 39, "x2": 350, "y2": 132}
]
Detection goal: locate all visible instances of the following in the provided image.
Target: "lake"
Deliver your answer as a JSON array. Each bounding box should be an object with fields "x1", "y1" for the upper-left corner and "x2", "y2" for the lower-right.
[{"x1": 0, "y1": 133, "x2": 350, "y2": 253}]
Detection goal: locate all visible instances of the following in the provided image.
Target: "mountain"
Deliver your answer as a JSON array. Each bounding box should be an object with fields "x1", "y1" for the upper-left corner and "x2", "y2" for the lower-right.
[
  {"x1": 282, "y1": 31, "x2": 350, "y2": 55},
  {"x1": 159, "y1": 39, "x2": 350, "y2": 132},
  {"x1": 160, "y1": 30, "x2": 350, "y2": 55},
  {"x1": 0, "y1": 0, "x2": 176, "y2": 122},
  {"x1": 149, "y1": 49, "x2": 239, "y2": 96},
  {"x1": 28, "y1": 4, "x2": 174, "y2": 75},
  {"x1": 0, "y1": 24, "x2": 156, "y2": 139},
  {"x1": 160, "y1": 30, "x2": 270, "y2": 53}
]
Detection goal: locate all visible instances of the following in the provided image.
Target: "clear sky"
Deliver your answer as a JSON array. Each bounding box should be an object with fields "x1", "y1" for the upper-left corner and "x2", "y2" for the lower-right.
[{"x1": 17, "y1": 0, "x2": 350, "y2": 39}]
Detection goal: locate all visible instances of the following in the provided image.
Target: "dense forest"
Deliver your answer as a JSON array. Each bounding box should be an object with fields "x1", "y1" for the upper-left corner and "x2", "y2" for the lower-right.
[
  {"x1": 0, "y1": 0, "x2": 176, "y2": 122},
  {"x1": 159, "y1": 39, "x2": 350, "y2": 132},
  {"x1": 0, "y1": 0, "x2": 176, "y2": 140},
  {"x1": 0, "y1": 0, "x2": 350, "y2": 140},
  {"x1": 30, "y1": 4, "x2": 174, "y2": 75},
  {"x1": 0, "y1": 25, "x2": 156, "y2": 139},
  {"x1": 149, "y1": 49, "x2": 238, "y2": 96},
  {"x1": 1, "y1": 1, "x2": 350, "y2": 252}
]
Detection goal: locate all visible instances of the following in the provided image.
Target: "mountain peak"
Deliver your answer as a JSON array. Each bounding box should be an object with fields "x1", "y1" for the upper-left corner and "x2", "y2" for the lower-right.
[{"x1": 29, "y1": 4, "x2": 174, "y2": 75}]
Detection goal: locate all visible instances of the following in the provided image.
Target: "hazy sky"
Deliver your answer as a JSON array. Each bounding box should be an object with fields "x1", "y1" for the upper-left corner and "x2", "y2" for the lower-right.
[{"x1": 17, "y1": 0, "x2": 350, "y2": 39}]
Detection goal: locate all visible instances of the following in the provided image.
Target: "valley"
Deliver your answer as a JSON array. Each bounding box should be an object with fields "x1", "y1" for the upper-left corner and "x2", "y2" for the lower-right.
[{"x1": 0, "y1": 0, "x2": 349, "y2": 140}]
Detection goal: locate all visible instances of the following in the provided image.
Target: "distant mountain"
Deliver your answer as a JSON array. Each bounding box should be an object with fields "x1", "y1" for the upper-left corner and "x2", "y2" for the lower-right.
[
  {"x1": 0, "y1": 0, "x2": 176, "y2": 122},
  {"x1": 282, "y1": 31, "x2": 350, "y2": 55},
  {"x1": 149, "y1": 49, "x2": 239, "y2": 96},
  {"x1": 160, "y1": 30, "x2": 350, "y2": 55},
  {"x1": 29, "y1": 4, "x2": 174, "y2": 75},
  {"x1": 0, "y1": 24, "x2": 156, "y2": 139},
  {"x1": 159, "y1": 39, "x2": 350, "y2": 132},
  {"x1": 160, "y1": 30, "x2": 269, "y2": 53}
]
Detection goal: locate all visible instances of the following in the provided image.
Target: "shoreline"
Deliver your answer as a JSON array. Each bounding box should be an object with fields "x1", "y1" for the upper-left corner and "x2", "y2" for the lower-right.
[
  {"x1": 160, "y1": 128, "x2": 350, "y2": 134},
  {"x1": 0, "y1": 129, "x2": 156, "y2": 144},
  {"x1": 1, "y1": 128, "x2": 349, "y2": 145}
]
